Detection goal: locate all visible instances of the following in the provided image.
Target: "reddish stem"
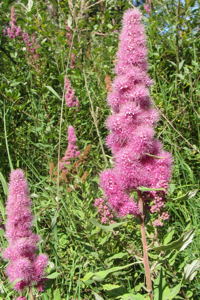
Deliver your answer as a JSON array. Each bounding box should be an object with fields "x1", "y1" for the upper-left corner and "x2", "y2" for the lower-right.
[
  {"x1": 138, "y1": 191, "x2": 153, "y2": 300},
  {"x1": 29, "y1": 286, "x2": 34, "y2": 300}
]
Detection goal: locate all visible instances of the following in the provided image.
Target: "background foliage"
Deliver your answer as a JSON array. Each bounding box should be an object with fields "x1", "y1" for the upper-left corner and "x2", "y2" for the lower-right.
[{"x1": 0, "y1": 0, "x2": 200, "y2": 299}]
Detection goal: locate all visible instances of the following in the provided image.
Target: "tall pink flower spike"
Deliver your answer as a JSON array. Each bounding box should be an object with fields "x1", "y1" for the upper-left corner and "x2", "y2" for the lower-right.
[
  {"x1": 59, "y1": 126, "x2": 80, "y2": 170},
  {"x1": 64, "y1": 76, "x2": 79, "y2": 108},
  {"x1": 7, "y1": 6, "x2": 21, "y2": 39},
  {"x1": 97, "y1": 8, "x2": 173, "y2": 226},
  {"x1": 3, "y1": 169, "x2": 48, "y2": 293}
]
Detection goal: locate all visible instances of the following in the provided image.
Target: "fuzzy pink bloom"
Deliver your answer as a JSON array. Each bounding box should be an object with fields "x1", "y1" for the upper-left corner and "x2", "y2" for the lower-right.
[
  {"x1": 3, "y1": 169, "x2": 48, "y2": 293},
  {"x1": 16, "y1": 297, "x2": 27, "y2": 300},
  {"x1": 96, "y1": 8, "x2": 172, "y2": 225},
  {"x1": 60, "y1": 126, "x2": 80, "y2": 170},
  {"x1": 64, "y1": 76, "x2": 79, "y2": 107}
]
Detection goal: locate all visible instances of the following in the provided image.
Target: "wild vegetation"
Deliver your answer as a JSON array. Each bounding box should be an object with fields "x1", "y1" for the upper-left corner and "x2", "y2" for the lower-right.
[{"x1": 0, "y1": 0, "x2": 200, "y2": 299}]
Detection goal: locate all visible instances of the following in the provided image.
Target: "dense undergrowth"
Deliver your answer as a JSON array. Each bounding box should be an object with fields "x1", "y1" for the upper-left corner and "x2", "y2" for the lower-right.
[{"x1": 0, "y1": 0, "x2": 200, "y2": 299}]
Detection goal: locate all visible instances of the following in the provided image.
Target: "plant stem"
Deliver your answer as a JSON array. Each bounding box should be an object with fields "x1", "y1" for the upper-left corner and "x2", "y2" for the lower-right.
[
  {"x1": 29, "y1": 286, "x2": 34, "y2": 300},
  {"x1": 83, "y1": 69, "x2": 108, "y2": 167},
  {"x1": 138, "y1": 191, "x2": 153, "y2": 300}
]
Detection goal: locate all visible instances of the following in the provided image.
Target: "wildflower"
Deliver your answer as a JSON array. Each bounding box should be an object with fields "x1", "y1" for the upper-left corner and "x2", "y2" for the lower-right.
[
  {"x1": 98, "y1": 8, "x2": 172, "y2": 225},
  {"x1": 3, "y1": 169, "x2": 48, "y2": 293}
]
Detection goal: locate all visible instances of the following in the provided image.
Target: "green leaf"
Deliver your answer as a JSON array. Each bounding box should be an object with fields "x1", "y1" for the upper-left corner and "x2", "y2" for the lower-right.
[
  {"x1": 45, "y1": 86, "x2": 61, "y2": 100},
  {"x1": 117, "y1": 293, "x2": 145, "y2": 300},
  {"x1": 183, "y1": 259, "x2": 200, "y2": 282},
  {"x1": 106, "y1": 252, "x2": 127, "y2": 261},
  {"x1": 0, "y1": 171, "x2": 8, "y2": 196},
  {"x1": 146, "y1": 153, "x2": 165, "y2": 159},
  {"x1": 92, "y1": 262, "x2": 141, "y2": 281},
  {"x1": 164, "y1": 230, "x2": 175, "y2": 245},
  {"x1": 138, "y1": 187, "x2": 165, "y2": 192},
  {"x1": 27, "y1": 0, "x2": 34, "y2": 11},
  {"x1": 172, "y1": 190, "x2": 198, "y2": 201},
  {"x1": 82, "y1": 262, "x2": 141, "y2": 282},
  {"x1": 90, "y1": 218, "x2": 127, "y2": 231},
  {"x1": 92, "y1": 292, "x2": 104, "y2": 300},
  {"x1": 164, "y1": 283, "x2": 181, "y2": 300},
  {"x1": 81, "y1": 272, "x2": 94, "y2": 282},
  {"x1": 151, "y1": 229, "x2": 195, "y2": 251},
  {"x1": 103, "y1": 284, "x2": 128, "y2": 296},
  {"x1": 103, "y1": 284, "x2": 121, "y2": 290},
  {"x1": 53, "y1": 288, "x2": 61, "y2": 300},
  {"x1": 179, "y1": 60, "x2": 185, "y2": 70},
  {"x1": 46, "y1": 272, "x2": 60, "y2": 279}
]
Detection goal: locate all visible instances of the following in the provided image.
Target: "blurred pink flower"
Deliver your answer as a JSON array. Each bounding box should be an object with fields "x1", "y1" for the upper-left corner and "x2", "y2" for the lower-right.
[
  {"x1": 7, "y1": 6, "x2": 21, "y2": 39},
  {"x1": 60, "y1": 126, "x2": 80, "y2": 170},
  {"x1": 64, "y1": 76, "x2": 79, "y2": 107},
  {"x1": 144, "y1": 4, "x2": 151, "y2": 14}
]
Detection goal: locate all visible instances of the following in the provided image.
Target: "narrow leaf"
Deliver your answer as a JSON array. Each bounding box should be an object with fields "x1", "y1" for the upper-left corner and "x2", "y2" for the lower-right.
[
  {"x1": 106, "y1": 253, "x2": 127, "y2": 261},
  {"x1": 151, "y1": 229, "x2": 195, "y2": 251},
  {"x1": 164, "y1": 283, "x2": 181, "y2": 300},
  {"x1": 92, "y1": 261, "x2": 141, "y2": 281},
  {"x1": 103, "y1": 284, "x2": 121, "y2": 290},
  {"x1": 138, "y1": 186, "x2": 165, "y2": 192},
  {"x1": 183, "y1": 259, "x2": 200, "y2": 282},
  {"x1": 46, "y1": 272, "x2": 60, "y2": 279},
  {"x1": 179, "y1": 60, "x2": 185, "y2": 70},
  {"x1": 45, "y1": 86, "x2": 61, "y2": 100},
  {"x1": 92, "y1": 292, "x2": 104, "y2": 300},
  {"x1": 172, "y1": 190, "x2": 198, "y2": 201},
  {"x1": 90, "y1": 218, "x2": 127, "y2": 231},
  {"x1": 53, "y1": 288, "x2": 61, "y2": 300},
  {"x1": 0, "y1": 172, "x2": 8, "y2": 196}
]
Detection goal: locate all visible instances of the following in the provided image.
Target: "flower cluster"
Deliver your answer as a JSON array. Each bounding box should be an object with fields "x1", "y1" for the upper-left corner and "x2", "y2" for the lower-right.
[
  {"x1": 97, "y1": 8, "x2": 172, "y2": 225},
  {"x1": 3, "y1": 169, "x2": 48, "y2": 293},
  {"x1": 94, "y1": 198, "x2": 115, "y2": 224},
  {"x1": 59, "y1": 126, "x2": 80, "y2": 170},
  {"x1": 6, "y1": 6, "x2": 21, "y2": 39},
  {"x1": 64, "y1": 76, "x2": 79, "y2": 108}
]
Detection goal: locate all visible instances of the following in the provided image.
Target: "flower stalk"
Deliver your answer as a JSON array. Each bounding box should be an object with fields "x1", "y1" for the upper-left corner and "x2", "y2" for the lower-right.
[{"x1": 138, "y1": 191, "x2": 153, "y2": 300}]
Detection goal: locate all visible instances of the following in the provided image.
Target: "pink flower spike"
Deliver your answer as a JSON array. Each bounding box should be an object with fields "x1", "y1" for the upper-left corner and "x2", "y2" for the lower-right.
[
  {"x1": 59, "y1": 126, "x2": 80, "y2": 170},
  {"x1": 3, "y1": 169, "x2": 49, "y2": 294},
  {"x1": 95, "y1": 8, "x2": 172, "y2": 225},
  {"x1": 64, "y1": 76, "x2": 79, "y2": 107}
]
